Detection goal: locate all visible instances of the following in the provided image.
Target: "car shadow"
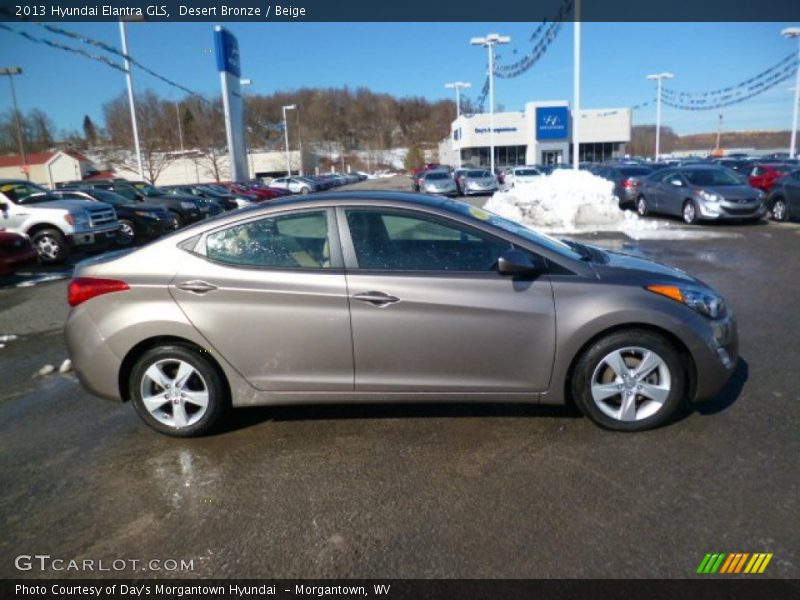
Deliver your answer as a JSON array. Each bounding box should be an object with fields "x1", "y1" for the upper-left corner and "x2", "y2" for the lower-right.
[
  {"x1": 690, "y1": 357, "x2": 749, "y2": 416},
  {"x1": 215, "y1": 400, "x2": 583, "y2": 435}
]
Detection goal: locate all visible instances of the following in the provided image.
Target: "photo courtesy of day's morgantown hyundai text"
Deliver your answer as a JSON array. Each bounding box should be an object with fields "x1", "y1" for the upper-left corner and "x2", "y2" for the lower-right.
[{"x1": 64, "y1": 191, "x2": 738, "y2": 436}]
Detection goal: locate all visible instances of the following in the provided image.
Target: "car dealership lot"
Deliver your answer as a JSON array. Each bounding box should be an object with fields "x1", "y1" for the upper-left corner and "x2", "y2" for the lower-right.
[{"x1": 1, "y1": 201, "x2": 798, "y2": 578}]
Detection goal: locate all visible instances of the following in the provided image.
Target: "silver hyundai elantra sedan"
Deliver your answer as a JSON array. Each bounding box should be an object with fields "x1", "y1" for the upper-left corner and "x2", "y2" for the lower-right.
[{"x1": 65, "y1": 191, "x2": 738, "y2": 436}]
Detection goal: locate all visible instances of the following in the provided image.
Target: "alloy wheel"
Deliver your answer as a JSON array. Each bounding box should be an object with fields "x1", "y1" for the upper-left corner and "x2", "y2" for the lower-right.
[
  {"x1": 35, "y1": 235, "x2": 61, "y2": 261},
  {"x1": 590, "y1": 347, "x2": 672, "y2": 423},
  {"x1": 771, "y1": 199, "x2": 787, "y2": 222},
  {"x1": 139, "y1": 359, "x2": 209, "y2": 429},
  {"x1": 116, "y1": 221, "x2": 135, "y2": 245},
  {"x1": 683, "y1": 202, "x2": 697, "y2": 224}
]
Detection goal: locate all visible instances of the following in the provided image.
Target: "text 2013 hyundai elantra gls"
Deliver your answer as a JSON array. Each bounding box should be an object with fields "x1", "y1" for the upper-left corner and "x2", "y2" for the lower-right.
[{"x1": 65, "y1": 191, "x2": 738, "y2": 436}]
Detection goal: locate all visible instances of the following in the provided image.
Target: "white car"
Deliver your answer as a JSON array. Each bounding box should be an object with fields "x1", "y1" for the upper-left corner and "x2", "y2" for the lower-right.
[
  {"x1": 269, "y1": 177, "x2": 317, "y2": 194},
  {"x1": 504, "y1": 166, "x2": 543, "y2": 189},
  {"x1": 0, "y1": 179, "x2": 119, "y2": 263}
]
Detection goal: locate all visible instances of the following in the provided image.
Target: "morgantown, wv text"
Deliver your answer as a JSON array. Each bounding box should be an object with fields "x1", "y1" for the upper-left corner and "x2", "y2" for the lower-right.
[{"x1": 16, "y1": 584, "x2": 392, "y2": 597}]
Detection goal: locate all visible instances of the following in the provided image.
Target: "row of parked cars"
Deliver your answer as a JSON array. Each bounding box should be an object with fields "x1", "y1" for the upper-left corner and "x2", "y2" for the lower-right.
[{"x1": 1, "y1": 172, "x2": 368, "y2": 275}]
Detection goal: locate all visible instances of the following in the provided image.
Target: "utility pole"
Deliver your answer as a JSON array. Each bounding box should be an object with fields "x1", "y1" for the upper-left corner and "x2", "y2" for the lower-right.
[
  {"x1": 646, "y1": 72, "x2": 675, "y2": 160},
  {"x1": 471, "y1": 34, "x2": 510, "y2": 173},
  {"x1": 118, "y1": 21, "x2": 144, "y2": 180},
  {"x1": 445, "y1": 81, "x2": 471, "y2": 167},
  {"x1": 0, "y1": 67, "x2": 28, "y2": 180}
]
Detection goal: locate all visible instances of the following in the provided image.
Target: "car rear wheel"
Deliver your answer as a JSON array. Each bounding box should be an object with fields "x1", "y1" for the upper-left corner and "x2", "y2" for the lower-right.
[
  {"x1": 770, "y1": 197, "x2": 788, "y2": 222},
  {"x1": 130, "y1": 345, "x2": 227, "y2": 437},
  {"x1": 169, "y1": 211, "x2": 183, "y2": 228},
  {"x1": 572, "y1": 330, "x2": 686, "y2": 432},
  {"x1": 115, "y1": 219, "x2": 136, "y2": 246},
  {"x1": 31, "y1": 228, "x2": 68, "y2": 264},
  {"x1": 682, "y1": 200, "x2": 698, "y2": 225},
  {"x1": 636, "y1": 196, "x2": 648, "y2": 217},
  {"x1": 300, "y1": 186, "x2": 310, "y2": 194}
]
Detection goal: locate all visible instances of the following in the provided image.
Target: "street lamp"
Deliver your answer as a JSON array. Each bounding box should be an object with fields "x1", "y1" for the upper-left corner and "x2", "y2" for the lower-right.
[
  {"x1": 471, "y1": 33, "x2": 510, "y2": 174},
  {"x1": 240, "y1": 79, "x2": 253, "y2": 178},
  {"x1": 282, "y1": 104, "x2": 296, "y2": 176},
  {"x1": 445, "y1": 81, "x2": 471, "y2": 168},
  {"x1": 0, "y1": 67, "x2": 28, "y2": 180},
  {"x1": 646, "y1": 72, "x2": 675, "y2": 160},
  {"x1": 782, "y1": 27, "x2": 800, "y2": 159},
  {"x1": 118, "y1": 20, "x2": 145, "y2": 180}
]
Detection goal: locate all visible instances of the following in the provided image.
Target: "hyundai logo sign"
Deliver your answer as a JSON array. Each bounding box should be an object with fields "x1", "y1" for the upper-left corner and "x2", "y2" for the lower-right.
[{"x1": 536, "y1": 106, "x2": 569, "y2": 140}]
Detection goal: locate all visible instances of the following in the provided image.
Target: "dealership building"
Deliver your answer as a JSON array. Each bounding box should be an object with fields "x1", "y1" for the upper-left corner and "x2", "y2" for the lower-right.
[{"x1": 438, "y1": 101, "x2": 632, "y2": 167}]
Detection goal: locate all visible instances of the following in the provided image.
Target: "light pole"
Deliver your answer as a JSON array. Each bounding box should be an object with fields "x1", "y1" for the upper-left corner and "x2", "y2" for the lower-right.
[
  {"x1": 646, "y1": 72, "x2": 675, "y2": 160},
  {"x1": 118, "y1": 21, "x2": 144, "y2": 180},
  {"x1": 282, "y1": 104, "x2": 296, "y2": 176},
  {"x1": 471, "y1": 34, "x2": 510, "y2": 174},
  {"x1": 295, "y1": 106, "x2": 304, "y2": 176},
  {"x1": 572, "y1": 10, "x2": 581, "y2": 170},
  {"x1": 445, "y1": 81, "x2": 471, "y2": 167},
  {"x1": 240, "y1": 78, "x2": 253, "y2": 177},
  {"x1": 783, "y1": 27, "x2": 800, "y2": 159},
  {"x1": 0, "y1": 67, "x2": 28, "y2": 180}
]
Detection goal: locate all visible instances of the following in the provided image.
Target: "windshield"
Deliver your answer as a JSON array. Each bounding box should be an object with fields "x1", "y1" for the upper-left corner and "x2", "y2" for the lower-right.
[
  {"x1": 514, "y1": 169, "x2": 541, "y2": 177},
  {"x1": 15, "y1": 192, "x2": 62, "y2": 205},
  {"x1": 426, "y1": 172, "x2": 449, "y2": 180},
  {"x1": 0, "y1": 181, "x2": 49, "y2": 203},
  {"x1": 683, "y1": 168, "x2": 743, "y2": 186},
  {"x1": 133, "y1": 183, "x2": 164, "y2": 196},
  {"x1": 443, "y1": 200, "x2": 583, "y2": 261},
  {"x1": 89, "y1": 189, "x2": 130, "y2": 206},
  {"x1": 467, "y1": 170, "x2": 491, "y2": 178}
]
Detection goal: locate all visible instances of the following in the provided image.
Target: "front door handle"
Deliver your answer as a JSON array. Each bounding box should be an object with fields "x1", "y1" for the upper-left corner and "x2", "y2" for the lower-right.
[
  {"x1": 353, "y1": 291, "x2": 400, "y2": 307},
  {"x1": 176, "y1": 280, "x2": 218, "y2": 294}
]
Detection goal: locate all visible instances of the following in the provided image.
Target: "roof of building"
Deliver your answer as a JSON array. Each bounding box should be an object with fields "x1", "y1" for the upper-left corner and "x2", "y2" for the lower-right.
[{"x1": 0, "y1": 151, "x2": 91, "y2": 168}]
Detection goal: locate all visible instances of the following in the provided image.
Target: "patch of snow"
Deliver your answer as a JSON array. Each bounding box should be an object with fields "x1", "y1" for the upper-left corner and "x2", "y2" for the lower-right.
[
  {"x1": 483, "y1": 169, "x2": 741, "y2": 240},
  {"x1": 59, "y1": 359, "x2": 73, "y2": 374},
  {"x1": 0, "y1": 334, "x2": 18, "y2": 343},
  {"x1": 37, "y1": 364, "x2": 55, "y2": 377}
]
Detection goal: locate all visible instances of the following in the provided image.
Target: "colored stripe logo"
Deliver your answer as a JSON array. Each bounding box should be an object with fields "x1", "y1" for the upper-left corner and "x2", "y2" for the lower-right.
[{"x1": 697, "y1": 553, "x2": 773, "y2": 574}]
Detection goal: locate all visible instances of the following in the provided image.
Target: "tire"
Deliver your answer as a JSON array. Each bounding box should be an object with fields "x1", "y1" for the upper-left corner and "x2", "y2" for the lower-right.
[
  {"x1": 636, "y1": 196, "x2": 648, "y2": 217},
  {"x1": 770, "y1": 197, "x2": 788, "y2": 222},
  {"x1": 115, "y1": 219, "x2": 136, "y2": 246},
  {"x1": 31, "y1": 228, "x2": 68, "y2": 264},
  {"x1": 571, "y1": 330, "x2": 687, "y2": 432},
  {"x1": 129, "y1": 344, "x2": 228, "y2": 437},
  {"x1": 682, "y1": 200, "x2": 699, "y2": 225},
  {"x1": 169, "y1": 211, "x2": 184, "y2": 228}
]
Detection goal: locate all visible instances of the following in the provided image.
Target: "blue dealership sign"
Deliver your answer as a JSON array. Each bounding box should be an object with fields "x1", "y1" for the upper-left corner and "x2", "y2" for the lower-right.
[
  {"x1": 536, "y1": 106, "x2": 569, "y2": 140},
  {"x1": 214, "y1": 27, "x2": 241, "y2": 77}
]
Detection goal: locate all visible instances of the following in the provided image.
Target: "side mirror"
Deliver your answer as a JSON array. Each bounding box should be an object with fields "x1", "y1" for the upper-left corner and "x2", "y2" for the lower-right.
[{"x1": 497, "y1": 249, "x2": 544, "y2": 277}]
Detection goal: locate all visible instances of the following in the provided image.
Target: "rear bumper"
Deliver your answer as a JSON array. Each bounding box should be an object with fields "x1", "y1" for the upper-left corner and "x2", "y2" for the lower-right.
[
  {"x1": 64, "y1": 306, "x2": 123, "y2": 401},
  {"x1": 0, "y1": 247, "x2": 38, "y2": 275}
]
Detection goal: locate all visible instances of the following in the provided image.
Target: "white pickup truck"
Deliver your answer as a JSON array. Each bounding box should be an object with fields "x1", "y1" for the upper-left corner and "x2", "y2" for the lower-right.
[{"x1": 0, "y1": 179, "x2": 119, "y2": 264}]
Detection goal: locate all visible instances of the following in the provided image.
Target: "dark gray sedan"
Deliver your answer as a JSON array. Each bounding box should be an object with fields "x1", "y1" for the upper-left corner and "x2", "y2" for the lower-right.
[
  {"x1": 65, "y1": 192, "x2": 737, "y2": 436},
  {"x1": 636, "y1": 165, "x2": 767, "y2": 224},
  {"x1": 765, "y1": 168, "x2": 800, "y2": 222}
]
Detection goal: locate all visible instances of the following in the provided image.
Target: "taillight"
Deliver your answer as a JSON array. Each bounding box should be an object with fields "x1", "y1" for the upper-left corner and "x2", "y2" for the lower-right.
[
  {"x1": 68, "y1": 277, "x2": 129, "y2": 307},
  {"x1": 623, "y1": 179, "x2": 639, "y2": 188}
]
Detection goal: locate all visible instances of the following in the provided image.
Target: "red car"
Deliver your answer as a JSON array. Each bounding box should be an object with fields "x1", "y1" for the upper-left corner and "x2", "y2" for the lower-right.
[
  {"x1": 216, "y1": 182, "x2": 291, "y2": 202},
  {"x1": 0, "y1": 230, "x2": 38, "y2": 276},
  {"x1": 748, "y1": 163, "x2": 793, "y2": 192}
]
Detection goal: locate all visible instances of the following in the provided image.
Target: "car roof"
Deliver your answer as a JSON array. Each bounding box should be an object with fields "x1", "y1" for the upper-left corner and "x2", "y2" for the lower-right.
[{"x1": 233, "y1": 190, "x2": 462, "y2": 215}]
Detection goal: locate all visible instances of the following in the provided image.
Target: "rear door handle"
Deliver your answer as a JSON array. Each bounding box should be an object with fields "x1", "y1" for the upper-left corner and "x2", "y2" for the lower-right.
[
  {"x1": 353, "y1": 291, "x2": 400, "y2": 307},
  {"x1": 176, "y1": 280, "x2": 218, "y2": 294}
]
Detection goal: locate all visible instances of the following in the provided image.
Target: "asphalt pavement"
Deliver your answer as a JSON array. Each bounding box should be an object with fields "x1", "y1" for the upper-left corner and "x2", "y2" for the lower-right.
[{"x1": 0, "y1": 178, "x2": 798, "y2": 579}]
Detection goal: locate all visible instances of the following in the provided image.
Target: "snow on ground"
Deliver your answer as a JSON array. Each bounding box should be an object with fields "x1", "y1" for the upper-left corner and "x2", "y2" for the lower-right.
[{"x1": 483, "y1": 169, "x2": 739, "y2": 240}]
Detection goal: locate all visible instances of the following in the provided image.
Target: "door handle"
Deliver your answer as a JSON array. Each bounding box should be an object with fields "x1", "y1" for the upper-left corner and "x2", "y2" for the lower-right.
[
  {"x1": 353, "y1": 291, "x2": 400, "y2": 307},
  {"x1": 176, "y1": 280, "x2": 218, "y2": 294}
]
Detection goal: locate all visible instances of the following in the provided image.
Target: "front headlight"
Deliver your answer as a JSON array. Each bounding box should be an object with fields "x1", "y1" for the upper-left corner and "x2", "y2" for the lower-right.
[
  {"x1": 646, "y1": 284, "x2": 726, "y2": 319},
  {"x1": 697, "y1": 189, "x2": 722, "y2": 203}
]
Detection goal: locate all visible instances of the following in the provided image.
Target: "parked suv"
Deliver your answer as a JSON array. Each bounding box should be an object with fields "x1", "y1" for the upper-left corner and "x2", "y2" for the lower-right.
[
  {"x1": 77, "y1": 180, "x2": 205, "y2": 227},
  {"x1": 0, "y1": 179, "x2": 119, "y2": 263}
]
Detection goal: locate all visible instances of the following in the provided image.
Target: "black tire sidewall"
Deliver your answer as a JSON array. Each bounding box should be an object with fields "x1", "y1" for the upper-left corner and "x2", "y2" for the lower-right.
[
  {"x1": 637, "y1": 196, "x2": 647, "y2": 216},
  {"x1": 771, "y1": 198, "x2": 788, "y2": 222},
  {"x1": 116, "y1": 219, "x2": 136, "y2": 245},
  {"x1": 683, "y1": 201, "x2": 698, "y2": 225},
  {"x1": 130, "y1": 345, "x2": 226, "y2": 437},
  {"x1": 572, "y1": 330, "x2": 687, "y2": 432}
]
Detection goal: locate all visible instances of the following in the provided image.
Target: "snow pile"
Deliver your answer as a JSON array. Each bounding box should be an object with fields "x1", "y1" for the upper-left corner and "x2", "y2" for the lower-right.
[{"x1": 484, "y1": 169, "x2": 660, "y2": 237}]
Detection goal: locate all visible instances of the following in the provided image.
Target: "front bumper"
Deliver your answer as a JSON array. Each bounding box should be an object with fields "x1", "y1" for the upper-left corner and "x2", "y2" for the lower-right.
[
  {"x1": 687, "y1": 310, "x2": 739, "y2": 401},
  {"x1": 697, "y1": 201, "x2": 767, "y2": 221},
  {"x1": 68, "y1": 224, "x2": 121, "y2": 247}
]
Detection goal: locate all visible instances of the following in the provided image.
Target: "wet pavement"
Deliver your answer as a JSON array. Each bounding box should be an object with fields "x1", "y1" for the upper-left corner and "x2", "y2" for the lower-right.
[{"x1": 0, "y1": 190, "x2": 798, "y2": 579}]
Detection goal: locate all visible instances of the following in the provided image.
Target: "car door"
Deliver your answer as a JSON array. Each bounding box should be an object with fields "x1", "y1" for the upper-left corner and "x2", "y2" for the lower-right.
[
  {"x1": 656, "y1": 170, "x2": 684, "y2": 216},
  {"x1": 169, "y1": 207, "x2": 354, "y2": 391},
  {"x1": 338, "y1": 206, "x2": 556, "y2": 393}
]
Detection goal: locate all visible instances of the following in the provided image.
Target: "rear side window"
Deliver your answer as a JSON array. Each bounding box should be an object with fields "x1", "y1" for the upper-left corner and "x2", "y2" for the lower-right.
[
  {"x1": 206, "y1": 210, "x2": 331, "y2": 269},
  {"x1": 346, "y1": 209, "x2": 510, "y2": 272}
]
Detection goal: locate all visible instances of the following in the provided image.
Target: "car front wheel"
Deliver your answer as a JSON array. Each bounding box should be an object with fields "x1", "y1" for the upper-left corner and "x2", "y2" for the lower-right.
[
  {"x1": 571, "y1": 330, "x2": 686, "y2": 432},
  {"x1": 129, "y1": 345, "x2": 227, "y2": 437},
  {"x1": 682, "y1": 200, "x2": 699, "y2": 225},
  {"x1": 31, "y1": 228, "x2": 68, "y2": 263},
  {"x1": 636, "y1": 196, "x2": 648, "y2": 217},
  {"x1": 116, "y1": 219, "x2": 136, "y2": 246}
]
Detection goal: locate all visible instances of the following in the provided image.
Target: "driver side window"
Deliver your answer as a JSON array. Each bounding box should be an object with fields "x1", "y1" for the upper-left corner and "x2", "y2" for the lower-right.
[{"x1": 345, "y1": 209, "x2": 511, "y2": 272}]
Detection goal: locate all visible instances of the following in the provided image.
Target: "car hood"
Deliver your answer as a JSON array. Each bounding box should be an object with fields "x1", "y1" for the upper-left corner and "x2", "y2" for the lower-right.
[{"x1": 592, "y1": 248, "x2": 699, "y2": 284}]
